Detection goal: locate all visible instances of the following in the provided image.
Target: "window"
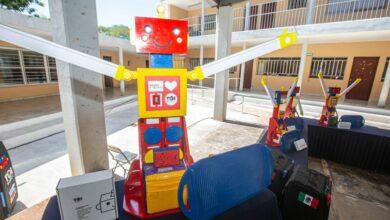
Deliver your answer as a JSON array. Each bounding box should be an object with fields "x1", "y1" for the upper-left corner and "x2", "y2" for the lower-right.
[
  {"x1": 199, "y1": 14, "x2": 216, "y2": 31},
  {"x1": 257, "y1": 57, "x2": 301, "y2": 77},
  {"x1": 229, "y1": 66, "x2": 238, "y2": 74},
  {"x1": 382, "y1": 57, "x2": 389, "y2": 82},
  {"x1": 0, "y1": 48, "x2": 59, "y2": 86},
  {"x1": 22, "y1": 51, "x2": 47, "y2": 84},
  {"x1": 310, "y1": 57, "x2": 347, "y2": 80},
  {"x1": 173, "y1": 56, "x2": 185, "y2": 68},
  {"x1": 188, "y1": 58, "x2": 214, "y2": 70},
  {"x1": 327, "y1": 0, "x2": 388, "y2": 15},
  {"x1": 103, "y1": 56, "x2": 113, "y2": 62},
  {"x1": 288, "y1": 0, "x2": 307, "y2": 9},
  {"x1": 48, "y1": 57, "x2": 58, "y2": 82},
  {"x1": 0, "y1": 49, "x2": 24, "y2": 85}
]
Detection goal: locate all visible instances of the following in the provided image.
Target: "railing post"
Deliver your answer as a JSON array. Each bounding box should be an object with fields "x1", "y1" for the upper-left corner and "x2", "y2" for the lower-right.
[
  {"x1": 378, "y1": 60, "x2": 390, "y2": 107},
  {"x1": 239, "y1": 43, "x2": 247, "y2": 91},
  {"x1": 244, "y1": 1, "x2": 251, "y2": 31},
  {"x1": 306, "y1": 0, "x2": 317, "y2": 24},
  {"x1": 199, "y1": 0, "x2": 205, "y2": 87}
]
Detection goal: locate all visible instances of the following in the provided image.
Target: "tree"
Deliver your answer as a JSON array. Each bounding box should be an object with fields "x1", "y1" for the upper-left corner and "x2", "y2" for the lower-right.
[
  {"x1": 98, "y1": 25, "x2": 130, "y2": 40},
  {"x1": 0, "y1": 0, "x2": 44, "y2": 17}
]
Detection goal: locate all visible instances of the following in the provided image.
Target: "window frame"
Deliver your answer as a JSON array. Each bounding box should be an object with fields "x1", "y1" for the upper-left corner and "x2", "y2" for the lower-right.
[
  {"x1": 0, "y1": 47, "x2": 59, "y2": 87},
  {"x1": 309, "y1": 57, "x2": 347, "y2": 80},
  {"x1": 257, "y1": 57, "x2": 301, "y2": 77},
  {"x1": 288, "y1": 0, "x2": 308, "y2": 10}
]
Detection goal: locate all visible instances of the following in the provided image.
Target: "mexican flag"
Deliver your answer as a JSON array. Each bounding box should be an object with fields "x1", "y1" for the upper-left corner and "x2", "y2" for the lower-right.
[{"x1": 297, "y1": 192, "x2": 319, "y2": 209}]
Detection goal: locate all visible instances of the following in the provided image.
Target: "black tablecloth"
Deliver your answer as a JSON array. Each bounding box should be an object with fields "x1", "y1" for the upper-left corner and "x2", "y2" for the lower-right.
[
  {"x1": 42, "y1": 180, "x2": 281, "y2": 220},
  {"x1": 307, "y1": 118, "x2": 390, "y2": 173},
  {"x1": 258, "y1": 124, "x2": 309, "y2": 168}
]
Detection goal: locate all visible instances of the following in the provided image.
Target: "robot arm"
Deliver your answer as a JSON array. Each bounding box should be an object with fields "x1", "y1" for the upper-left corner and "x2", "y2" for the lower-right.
[
  {"x1": 0, "y1": 24, "x2": 296, "y2": 82},
  {"x1": 338, "y1": 78, "x2": 361, "y2": 97},
  {"x1": 188, "y1": 29, "x2": 297, "y2": 80},
  {"x1": 317, "y1": 72, "x2": 328, "y2": 97},
  {"x1": 261, "y1": 76, "x2": 276, "y2": 106},
  {"x1": 0, "y1": 23, "x2": 137, "y2": 80},
  {"x1": 285, "y1": 77, "x2": 298, "y2": 107}
]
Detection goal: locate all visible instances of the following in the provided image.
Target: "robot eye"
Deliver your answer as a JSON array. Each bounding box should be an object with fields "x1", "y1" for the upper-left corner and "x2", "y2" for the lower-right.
[
  {"x1": 172, "y1": 28, "x2": 180, "y2": 36},
  {"x1": 144, "y1": 25, "x2": 152, "y2": 34}
]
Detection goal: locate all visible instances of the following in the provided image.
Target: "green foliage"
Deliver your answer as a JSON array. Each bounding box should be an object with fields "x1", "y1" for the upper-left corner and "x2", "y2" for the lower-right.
[
  {"x1": 0, "y1": 0, "x2": 44, "y2": 17},
  {"x1": 98, "y1": 25, "x2": 130, "y2": 40}
]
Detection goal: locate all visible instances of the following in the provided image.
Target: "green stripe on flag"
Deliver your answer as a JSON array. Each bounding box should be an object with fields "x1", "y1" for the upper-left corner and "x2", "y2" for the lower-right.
[{"x1": 298, "y1": 192, "x2": 305, "y2": 202}]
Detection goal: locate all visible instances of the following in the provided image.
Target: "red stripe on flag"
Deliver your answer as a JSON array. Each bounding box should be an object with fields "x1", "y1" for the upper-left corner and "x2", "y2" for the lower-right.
[{"x1": 311, "y1": 197, "x2": 319, "y2": 209}]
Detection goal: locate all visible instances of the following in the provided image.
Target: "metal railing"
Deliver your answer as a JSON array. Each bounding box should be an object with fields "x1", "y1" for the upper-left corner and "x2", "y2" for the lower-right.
[
  {"x1": 183, "y1": 0, "x2": 390, "y2": 36},
  {"x1": 188, "y1": 77, "x2": 240, "y2": 91}
]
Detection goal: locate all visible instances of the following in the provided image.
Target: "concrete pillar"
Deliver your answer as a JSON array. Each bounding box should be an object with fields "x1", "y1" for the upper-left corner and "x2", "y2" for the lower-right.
[
  {"x1": 239, "y1": 43, "x2": 246, "y2": 91},
  {"x1": 118, "y1": 47, "x2": 125, "y2": 95},
  {"x1": 49, "y1": 0, "x2": 109, "y2": 175},
  {"x1": 199, "y1": 0, "x2": 205, "y2": 87},
  {"x1": 213, "y1": 6, "x2": 233, "y2": 121},
  {"x1": 378, "y1": 62, "x2": 390, "y2": 107},
  {"x1": 297, "y1": 0, "x2": 316, "y2": 87},
  {"x1": 297, "y1": 42, "x2": 308, "y2": 87},
  {"x1": 199, "y1": 45, "x2": 204, "y2": 87}
]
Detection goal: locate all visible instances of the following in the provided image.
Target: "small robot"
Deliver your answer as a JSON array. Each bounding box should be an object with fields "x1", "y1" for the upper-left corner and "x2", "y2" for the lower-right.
[
  {"x1": 122, "y1": 16, "x2": 202, "y2": 218},
  {"x1": 317, "y1": 72, "x2": 361, "y2": 126},
  {"x1": 261, "y1": 77, "x2": 302, "y2": 147}
]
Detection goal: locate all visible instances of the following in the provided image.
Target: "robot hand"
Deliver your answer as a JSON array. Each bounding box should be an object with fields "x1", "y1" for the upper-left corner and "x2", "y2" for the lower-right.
[
  {"x1": 187, "y1": 67, "x2": 205, "y2": 81},
  {"x1": 114, "y1": 65, "x2": 138, "y2": 81}
]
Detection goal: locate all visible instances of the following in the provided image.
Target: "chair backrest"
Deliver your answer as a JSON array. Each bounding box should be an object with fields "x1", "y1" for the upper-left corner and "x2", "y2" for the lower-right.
[
  {"x1": 178, "y1": 144, "x2": 273, "y2": 220},
  {"x1": 107, "y1": 145, "x2": 132, "y2": 164}
]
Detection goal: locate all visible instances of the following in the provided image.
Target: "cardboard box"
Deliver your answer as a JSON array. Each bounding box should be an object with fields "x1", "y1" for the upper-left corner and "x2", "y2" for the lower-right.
[{"x1": 56, "y1": 170, "x2": 118, "y2": 220}]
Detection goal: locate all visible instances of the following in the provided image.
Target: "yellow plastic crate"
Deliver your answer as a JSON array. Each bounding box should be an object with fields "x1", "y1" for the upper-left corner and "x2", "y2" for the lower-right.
[{"x1": 145, "y1": 170, "x2": 185, "y2": 214}]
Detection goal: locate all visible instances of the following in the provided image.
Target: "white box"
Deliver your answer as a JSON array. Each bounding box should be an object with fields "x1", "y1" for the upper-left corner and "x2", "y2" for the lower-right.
[{"x1": 56, "y1": 170, "x2": 118, "y2": 220}]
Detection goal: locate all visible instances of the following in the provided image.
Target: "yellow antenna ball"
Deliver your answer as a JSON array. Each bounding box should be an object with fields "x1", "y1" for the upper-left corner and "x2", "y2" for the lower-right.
[
  {"x1": 281, "y1": 86, "x2": 285, "y2": 91},
  {"x1": 156, "y1": 3, "x2": 167, "y2": 18}
]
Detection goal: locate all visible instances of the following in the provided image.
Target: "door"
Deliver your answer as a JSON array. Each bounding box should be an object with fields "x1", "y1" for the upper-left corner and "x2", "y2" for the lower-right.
[
  {"x1": 243, "y1": 60, "x2": 253, "y2": 89},
  {"x1": 249, "y1": 5, "x2": 259, "y2": 30},
  {"x1": 346, "y1": 57, "x2": 379, "y2": 101},
  {"x1": 102, "y1": 56, "x2": 113, "y2": 88},
  {"x1": 260, "y1": 2, "x2": 276, "y2": 29}
]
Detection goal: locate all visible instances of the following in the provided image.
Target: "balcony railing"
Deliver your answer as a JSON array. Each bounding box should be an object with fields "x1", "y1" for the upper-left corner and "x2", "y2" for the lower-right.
[{"x1": 184, "y1": 0, "x2": 390, "y2": 37}]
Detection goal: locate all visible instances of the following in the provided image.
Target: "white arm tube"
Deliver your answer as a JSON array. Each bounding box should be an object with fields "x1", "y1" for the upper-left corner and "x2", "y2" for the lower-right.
[
  {"x1": 317, "y1": 72, "x2": 328, "y2": 97},
  {"x1": 261, "y1": 77, "x2": 276, "y2": 105},
  {"x1": 0, "y1": 23, "x2": 118, "y2": 77},
  {"x1": 202, "y1": 40, "x2": 280, "y2": 77},
  {"x1": 339, "y1": 78, "x2": 362, "y2": 97},
  {"x1": 285, "y1": 78, "x2": 298, "y2": 107}
]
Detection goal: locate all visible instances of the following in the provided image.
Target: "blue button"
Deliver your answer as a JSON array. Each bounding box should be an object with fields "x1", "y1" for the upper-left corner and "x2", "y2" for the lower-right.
[
  {"x1": 166, "y1": 126, "x2": 183, "y2": 143},
  {"x1": 144, "y1": 127, "x2": 162, "y2": 145}
]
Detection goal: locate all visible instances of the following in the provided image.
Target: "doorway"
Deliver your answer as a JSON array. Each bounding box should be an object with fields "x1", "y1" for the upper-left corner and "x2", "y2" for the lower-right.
[
  {"x1": 243, "y1": 60, "x2": 253, "y2": 90},
  {"x1": 103, "y1": 56, "x2": 113, "y2": 88},
  {"x1": 260, "y1": 2, "x2": 276, "y2": 29},
  {"x1": 346, "y1": 57, "x2": 379, "y2": 101}
]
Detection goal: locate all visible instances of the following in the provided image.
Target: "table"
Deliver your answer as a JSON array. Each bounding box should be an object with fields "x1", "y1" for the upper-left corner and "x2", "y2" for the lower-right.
[
  {"x1": 258, "y1": 122, "x2": 309, "y2": 168},
  {"x1": 307, "y1": 119, "x2": 390, "y2": 173},
  {"x1": 41, "y1": 180, "x2": 281, "y2": 220}
]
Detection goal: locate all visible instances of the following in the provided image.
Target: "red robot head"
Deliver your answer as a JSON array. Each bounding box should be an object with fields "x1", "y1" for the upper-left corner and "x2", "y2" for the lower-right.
[{"x1": 134, "y1": 17, "x2": 188, "y2": 55}]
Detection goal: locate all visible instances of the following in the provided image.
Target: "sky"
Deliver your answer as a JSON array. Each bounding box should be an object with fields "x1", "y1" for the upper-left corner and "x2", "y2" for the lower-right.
[{"x1": 31, "y1": 0, "x2": 161, "y2": 27}]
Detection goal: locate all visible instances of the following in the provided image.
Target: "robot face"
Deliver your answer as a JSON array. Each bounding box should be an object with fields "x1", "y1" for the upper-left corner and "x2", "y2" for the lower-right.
[{"x1": 134, "y1": 17, "x2": 188, "y2": 55}]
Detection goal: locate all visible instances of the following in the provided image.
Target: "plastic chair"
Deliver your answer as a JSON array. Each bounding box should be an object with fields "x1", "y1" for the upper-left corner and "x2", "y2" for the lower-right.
[
  {"x1": 178, "y1": 144, "x2": 273, "y2": 220},
  {"x1": 107, "y1": 145, "x2": 137, "y2": 176}
]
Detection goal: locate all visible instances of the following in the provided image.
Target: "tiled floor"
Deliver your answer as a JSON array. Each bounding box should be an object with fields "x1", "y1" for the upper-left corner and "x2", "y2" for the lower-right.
[{"x1": 0, "y1": 87, "x2": 137, "y2": 125}]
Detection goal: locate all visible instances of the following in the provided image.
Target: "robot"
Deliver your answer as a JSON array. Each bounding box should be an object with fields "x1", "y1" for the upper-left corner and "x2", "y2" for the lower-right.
[
  {"x1": 122, "y1": 16, "x2": 197, "y2": 218},
  {"x1": 317, "y1": 72, "x2": 361, "y2": 126},
  {"x1": 261, "y1": 77, "x2": 302, "y2": 147}
]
